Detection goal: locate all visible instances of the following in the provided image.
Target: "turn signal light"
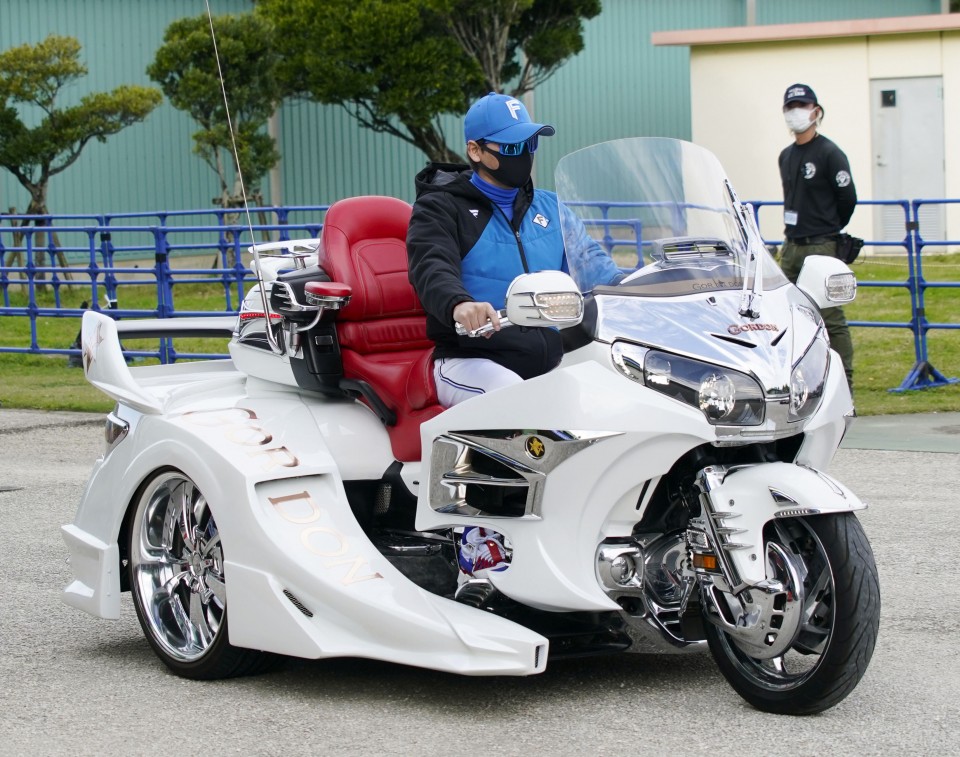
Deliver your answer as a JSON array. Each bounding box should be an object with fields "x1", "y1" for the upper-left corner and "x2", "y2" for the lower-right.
[{"x1": 692, "y1": 553, "x2": 717, "y2": 571}]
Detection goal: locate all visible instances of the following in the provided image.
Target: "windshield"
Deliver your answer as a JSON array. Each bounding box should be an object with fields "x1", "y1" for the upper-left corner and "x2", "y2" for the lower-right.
[{"x1": 556, "y1": 137, "x2": 788, "y2": 296}]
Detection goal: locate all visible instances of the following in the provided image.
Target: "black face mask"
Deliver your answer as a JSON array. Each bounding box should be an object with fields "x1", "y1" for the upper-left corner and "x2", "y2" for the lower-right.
[{"x1": 479, "y1": 143, "x2": 534, "y2": 188}]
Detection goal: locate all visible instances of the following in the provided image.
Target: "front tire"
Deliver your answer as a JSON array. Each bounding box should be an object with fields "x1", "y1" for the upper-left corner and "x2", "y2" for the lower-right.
[
  {"x1": 128, "y1": 469, "x2": 279, "y2": 679},
  {"x1": 706, "y1": 513, "x2": 880, "y2": 715}
]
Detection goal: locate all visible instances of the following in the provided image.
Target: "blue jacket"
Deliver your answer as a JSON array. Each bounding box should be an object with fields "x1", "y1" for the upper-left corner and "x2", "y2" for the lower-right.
[{"x1": 460, "y1": 187, "x2": 565, "y2": 308}]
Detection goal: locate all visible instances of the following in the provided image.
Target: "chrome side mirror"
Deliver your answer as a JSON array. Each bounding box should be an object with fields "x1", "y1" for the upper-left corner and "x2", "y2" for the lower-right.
[{"x1": 504, "y1": 271, "x2": 584, "y2": 329}]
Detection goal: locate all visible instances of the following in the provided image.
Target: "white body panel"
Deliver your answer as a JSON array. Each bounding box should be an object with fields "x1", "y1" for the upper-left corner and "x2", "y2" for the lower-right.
[{"x1": 416, "y1": 360, "x2": 711, "y2": 611}]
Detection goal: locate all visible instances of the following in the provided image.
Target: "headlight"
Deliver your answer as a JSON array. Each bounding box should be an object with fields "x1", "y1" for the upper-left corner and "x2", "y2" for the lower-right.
[
  {"x1": 699, "y1": 372, "x2": 737, "y2": 421},
  {"x1": 611, "y1": 342, "x2": 764, "y2": 426},
  {"x1": 789, "y1": 332, "x2": 829, "y2": 421}
]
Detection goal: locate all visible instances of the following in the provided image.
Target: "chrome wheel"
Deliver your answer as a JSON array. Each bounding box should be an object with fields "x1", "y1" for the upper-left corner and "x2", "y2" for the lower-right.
[
  {"x1": 130, "y1": 470, "x2": 225, "y2": 662},
  {"x1": 706, "y1": 514, "x2": 880, "y2": 715},
  {"x1": 128, "y1": 469, "x2": 278, "y2": 678}
]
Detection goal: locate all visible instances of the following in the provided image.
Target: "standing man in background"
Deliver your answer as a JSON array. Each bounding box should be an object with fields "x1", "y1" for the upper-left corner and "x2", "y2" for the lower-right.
[{"x1": 778, "y1": 83, "x2": 857, "y2": 391}]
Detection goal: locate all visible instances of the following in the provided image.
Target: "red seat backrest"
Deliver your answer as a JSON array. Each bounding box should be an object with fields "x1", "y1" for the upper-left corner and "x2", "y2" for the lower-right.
[{"x1": 318, "y1": 196, "x2": 443, "y2": 462}]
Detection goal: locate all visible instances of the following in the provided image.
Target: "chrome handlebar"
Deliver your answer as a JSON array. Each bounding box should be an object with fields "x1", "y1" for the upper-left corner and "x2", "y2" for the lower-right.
[{"x1": 454, "y1": 310, "x2": 511, "y2": 338}]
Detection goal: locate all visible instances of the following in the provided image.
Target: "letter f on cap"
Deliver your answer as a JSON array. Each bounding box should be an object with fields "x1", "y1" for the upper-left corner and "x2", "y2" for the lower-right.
[{"x1": 506, "y1": 99, "x2": 522, "y2": 120}]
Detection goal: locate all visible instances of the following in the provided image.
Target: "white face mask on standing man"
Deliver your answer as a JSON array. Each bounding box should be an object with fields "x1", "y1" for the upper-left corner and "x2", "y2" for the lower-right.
[{"x1": 784, "y1": 106, "x2": 816, "y2": 134}]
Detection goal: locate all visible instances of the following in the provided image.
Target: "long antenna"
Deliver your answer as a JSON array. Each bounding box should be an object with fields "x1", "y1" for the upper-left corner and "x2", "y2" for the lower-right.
[{"x1": 203, "y1": 0, "x2": 282, "y2": 353}]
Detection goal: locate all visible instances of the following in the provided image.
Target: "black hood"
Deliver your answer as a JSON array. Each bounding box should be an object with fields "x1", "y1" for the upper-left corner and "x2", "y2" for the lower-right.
[
  {"x1": 414, "y1": 161, "x2": 535, "y2": 206},
  {"x1": 414, "y1": 162, "x2": 476, "y2": 199}
]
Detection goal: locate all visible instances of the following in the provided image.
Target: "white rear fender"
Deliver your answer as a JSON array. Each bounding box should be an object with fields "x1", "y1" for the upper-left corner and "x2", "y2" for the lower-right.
[
  {"x1": 64, "y1": 398, "x2": 361, "y2": 618},
  {"x1": 693, "y1": 462, "x2": 866, "y2": 587},
  {"x1": 63, "y1": 404, "x2": 321, "y2": 618}
]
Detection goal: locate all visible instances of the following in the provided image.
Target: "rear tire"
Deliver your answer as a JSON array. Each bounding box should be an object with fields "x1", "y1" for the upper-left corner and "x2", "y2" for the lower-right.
[
  {"x1": 706, "y1": 513, "x2": 880, "y2": 714},
  {"x1": 128, "y1": 469, "x2": 280, "y2": 679}
]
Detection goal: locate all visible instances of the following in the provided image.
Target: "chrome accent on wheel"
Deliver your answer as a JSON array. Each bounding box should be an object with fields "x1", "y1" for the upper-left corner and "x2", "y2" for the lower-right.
[
  {"x1": 806, "y1": 466, "x2": 847, "y2": 496},
  {"x1": 712, "y1": 510, "x2": 750, "y2": 551},
  {"x1": 693, "y1": 466, "x2": 831, "y2": 663},
  {"x1": 690, "y1": 466, "x2": 756, "y2": 587},
  {"x1": 775, "y1": 507, "x2": 820, "y2": 517},
  {"x1": 130, "y1": 471, "x2": 226, "y2": 663},
  {"x1": 707, "y1": 517, "x2": 835, "y2": 685},
  {"x1": 686, "y1": 528, "x2": 709, "y2": 550},
  {"x1": 702, "y1": 522, "x2": 807, "y2": 659},
  {"x1": 769, "y1": 488, "x2": 797, "y2": 505}
]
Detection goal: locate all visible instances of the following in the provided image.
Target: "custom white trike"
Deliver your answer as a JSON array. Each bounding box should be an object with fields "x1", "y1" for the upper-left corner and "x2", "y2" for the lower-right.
[{"x1": 63, "y1": 138, "x2": 879, "y2": 715}]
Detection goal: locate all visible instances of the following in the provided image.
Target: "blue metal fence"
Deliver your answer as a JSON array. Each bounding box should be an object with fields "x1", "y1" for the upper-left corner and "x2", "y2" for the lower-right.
[
  {"x1": 0, "y1": 206, "x2": 327, "y2": 363},
  {"x1": 903, "y1": 199, "x2": 960, "y2": 391},
  {"x1": 750, "y1": 199, "x2": 959, "y2": 392},
  {"x1": 1, "y1": 201, "x2": 957, "y2": 392}
]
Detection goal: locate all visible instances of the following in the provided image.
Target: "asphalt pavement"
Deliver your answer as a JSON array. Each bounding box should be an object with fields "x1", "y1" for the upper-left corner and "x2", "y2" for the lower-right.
[
  {"x1": 841, "y1": 411, "x2": 960, "y2": 453},
  {"x1": 0, "y1": 408, "x2": 958, "y2": 756}
]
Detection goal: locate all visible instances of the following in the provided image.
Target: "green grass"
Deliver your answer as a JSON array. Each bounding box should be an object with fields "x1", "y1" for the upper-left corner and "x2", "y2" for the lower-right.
[
  {"x1": 1, "y1": 255, "x2": 958, "y2": 416},
  {"x1": 0, "y1": 276, "x2": 233, "y2": 413},
  {"x1": 0, "y1": 354, "x2": 114, "y2": 412},
  {"x1": 845, "y1": 254, "x2": 960, "y2": 415}
]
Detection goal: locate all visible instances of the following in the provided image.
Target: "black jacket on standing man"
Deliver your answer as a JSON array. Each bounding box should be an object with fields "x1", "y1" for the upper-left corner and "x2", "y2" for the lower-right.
[{"x1": 778, "y1": 134, "x2": 857, "y2": 240}]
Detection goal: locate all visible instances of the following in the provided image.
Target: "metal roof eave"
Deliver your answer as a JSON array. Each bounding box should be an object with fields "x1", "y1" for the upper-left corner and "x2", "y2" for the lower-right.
[{"x1": 651, "y1": 13, "x2": 960, "y2": 47}]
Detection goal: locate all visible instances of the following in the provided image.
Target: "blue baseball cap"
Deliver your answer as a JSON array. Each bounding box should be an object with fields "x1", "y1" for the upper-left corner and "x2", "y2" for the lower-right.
[{"x1": 464, "y1": 92, "x2": 556, "y2": 145}]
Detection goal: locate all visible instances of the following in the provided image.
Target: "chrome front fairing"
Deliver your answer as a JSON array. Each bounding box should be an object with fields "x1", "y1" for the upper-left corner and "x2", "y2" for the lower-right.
[{"x1": 589, "y1": 283, "x2": 832, "y2": 441}]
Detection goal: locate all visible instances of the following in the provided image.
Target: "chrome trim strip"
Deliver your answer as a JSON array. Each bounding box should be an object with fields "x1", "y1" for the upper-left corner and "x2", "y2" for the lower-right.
[
  {"x1": 429, "y1": 430, "x2": 620, "y2": 519},
  {"x1": 104, "y1": 412, "x2": 129, "y2": 455}
]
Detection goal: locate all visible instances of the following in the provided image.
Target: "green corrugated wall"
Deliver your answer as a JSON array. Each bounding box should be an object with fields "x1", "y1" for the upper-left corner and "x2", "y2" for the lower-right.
[
  {"x1": 0, "y1": 0, "x2": 249, "y2": 215},
  {"x1": 0, "y1": 0, "x2": 943, "y2": 213}
]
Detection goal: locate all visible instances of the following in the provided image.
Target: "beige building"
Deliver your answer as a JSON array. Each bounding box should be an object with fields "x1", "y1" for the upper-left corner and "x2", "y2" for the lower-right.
[{"x1": 653, "y1": 14, "x2": 960, "y2": 250}]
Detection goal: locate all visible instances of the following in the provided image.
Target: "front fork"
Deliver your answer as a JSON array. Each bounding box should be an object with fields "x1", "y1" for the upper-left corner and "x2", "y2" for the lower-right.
[{"x1": 683, "y1": 465, "x2": 812, "y2": 658}]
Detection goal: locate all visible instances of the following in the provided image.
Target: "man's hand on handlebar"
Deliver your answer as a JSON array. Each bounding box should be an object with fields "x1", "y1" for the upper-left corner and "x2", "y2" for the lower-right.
[{"x1": 453, "y1": 301, "x2": 502, "y2": 338}]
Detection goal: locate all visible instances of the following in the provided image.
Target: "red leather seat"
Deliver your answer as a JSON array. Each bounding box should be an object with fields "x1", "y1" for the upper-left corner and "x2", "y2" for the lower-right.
[{"x1": 318, "y1": 195, "x2": 443, "y2": 462}]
